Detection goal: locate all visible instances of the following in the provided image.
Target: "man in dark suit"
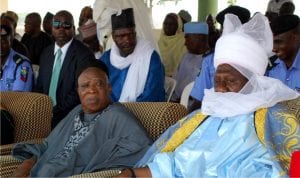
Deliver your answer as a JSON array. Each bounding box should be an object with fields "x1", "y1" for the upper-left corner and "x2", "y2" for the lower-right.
[{"x1": 35, "y1": 10, "x2": 94, "y2": 128}]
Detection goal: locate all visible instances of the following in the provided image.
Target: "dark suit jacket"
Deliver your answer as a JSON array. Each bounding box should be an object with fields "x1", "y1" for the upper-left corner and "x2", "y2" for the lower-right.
[{"x1": 35, "y1": 39, "x2": 94, "y2": 128}]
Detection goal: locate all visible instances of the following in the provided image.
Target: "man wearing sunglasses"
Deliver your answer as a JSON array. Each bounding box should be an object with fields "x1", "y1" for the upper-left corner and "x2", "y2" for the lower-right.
[{"x1": 35, "y1": 10, "x2": 95, "y2": 129}]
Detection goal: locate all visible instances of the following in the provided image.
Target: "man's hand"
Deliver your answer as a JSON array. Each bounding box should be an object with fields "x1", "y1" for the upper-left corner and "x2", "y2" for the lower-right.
[
  {"x1": 113, "y1": 167, "x2": 152, "y2": 178},
  {"x1": 188, "y1": 98, "x2": 202, "y2": 113},
  {"x1": 12, "y1": 158, "x2": 36, "y2": 177}
]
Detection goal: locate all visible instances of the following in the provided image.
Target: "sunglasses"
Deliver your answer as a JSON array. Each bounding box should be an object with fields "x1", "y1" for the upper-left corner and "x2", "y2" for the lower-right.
[{"x1": 52, "y1": 20, "x2": 73, "y2": 30}]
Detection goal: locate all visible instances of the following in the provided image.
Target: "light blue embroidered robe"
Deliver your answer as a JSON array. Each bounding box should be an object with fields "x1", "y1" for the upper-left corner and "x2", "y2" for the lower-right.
[{"x1": 136, "y1": 102, "x2": 300, "y2": 177}]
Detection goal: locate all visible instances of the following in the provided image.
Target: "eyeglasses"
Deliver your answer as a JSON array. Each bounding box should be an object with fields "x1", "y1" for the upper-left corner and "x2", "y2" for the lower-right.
[{"x1": 52, "y1": 20, "x2": 73, "y2": 30}]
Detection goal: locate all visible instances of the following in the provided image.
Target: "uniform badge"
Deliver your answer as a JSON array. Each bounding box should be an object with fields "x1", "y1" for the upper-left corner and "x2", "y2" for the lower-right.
[{"x1": 20, "y1": 66, "x2": 29, "y2": 82}]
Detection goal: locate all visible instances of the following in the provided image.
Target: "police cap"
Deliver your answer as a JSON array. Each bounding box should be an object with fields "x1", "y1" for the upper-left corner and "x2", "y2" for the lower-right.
[
  {"x1": 270, "y1": 14, "x2": 299, "y2": 36},
  {"x1": 216, "y1": 5, "x2": 250, "y2": 25}
]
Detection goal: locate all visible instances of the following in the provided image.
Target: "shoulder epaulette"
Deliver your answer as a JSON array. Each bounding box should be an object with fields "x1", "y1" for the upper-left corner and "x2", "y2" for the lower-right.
[
  {"x1": 266, "y1": 55, "x2": 279, "y2": 71},
  {"x1": 13, "y1": 54, "x2": 25, "y2": 65}
]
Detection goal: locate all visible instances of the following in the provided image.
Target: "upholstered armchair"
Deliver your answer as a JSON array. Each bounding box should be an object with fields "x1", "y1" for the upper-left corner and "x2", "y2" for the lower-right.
[{"x1": 0, "y1": 92, "x2": 53, "y2": 155}]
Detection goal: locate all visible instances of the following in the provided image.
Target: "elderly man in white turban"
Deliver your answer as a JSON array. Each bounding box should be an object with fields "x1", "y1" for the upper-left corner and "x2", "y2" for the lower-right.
[{"x1": 115, "y1": 13, "x2": 300, "y2": 178}]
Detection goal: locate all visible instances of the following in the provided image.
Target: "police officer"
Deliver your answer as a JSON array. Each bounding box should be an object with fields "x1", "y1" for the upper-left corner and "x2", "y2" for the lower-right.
[
  {"x1": 1, "y1": 24, "x2": 33, "y2": 91},
  {"x1": 268, "y1": 14, "x2": 300, "y2": 92}
]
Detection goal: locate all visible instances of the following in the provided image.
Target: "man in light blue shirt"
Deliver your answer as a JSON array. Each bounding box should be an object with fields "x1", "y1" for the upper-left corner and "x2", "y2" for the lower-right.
[{"x1": 267, "y1": 14, "x2": 300, "y2": 92}]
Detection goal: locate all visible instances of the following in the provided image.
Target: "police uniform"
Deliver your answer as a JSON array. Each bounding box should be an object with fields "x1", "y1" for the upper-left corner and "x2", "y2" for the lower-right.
[
  {"x1": 267, "y1": 49, "x2": 300, "y2": 93},
  {"x1": 1, "y1": 49, "x2": 33, "y2": 91}
]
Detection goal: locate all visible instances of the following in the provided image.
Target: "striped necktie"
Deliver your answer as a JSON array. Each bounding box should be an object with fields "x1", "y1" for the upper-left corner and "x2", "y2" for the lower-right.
[{"x1": 49, "y1": 48, "x2": 62, "y2": 106}]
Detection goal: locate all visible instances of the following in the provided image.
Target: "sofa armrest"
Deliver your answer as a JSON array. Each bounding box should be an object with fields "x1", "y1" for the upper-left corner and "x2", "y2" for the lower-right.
[
  {"x1": 0, "y1": 143, "x2": 16, "y2": 155},
  {"x1": 0, "y1": 155, "x2": 22, "y2": 177},
  {"x1": 0, "y1": 92, "x2": 52, "y2": 143},
  {"x1": 0, "y1": 138, "x2": 45, "y2": 156},
  {"x1": 70, "y1": 169, "x2": 121, "y2": 178}
]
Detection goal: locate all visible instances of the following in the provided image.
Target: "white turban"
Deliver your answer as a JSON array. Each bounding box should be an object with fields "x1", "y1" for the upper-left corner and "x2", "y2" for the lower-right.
[
  {"x1": 214, "y1": 13, "x2": 273, "y2": 77},
  {"x1": 201, "y1": 13, "x2": 299, "y2": 117},
  {"x1": 214, "y1": 34, "x2": 268, "y2": 76}
]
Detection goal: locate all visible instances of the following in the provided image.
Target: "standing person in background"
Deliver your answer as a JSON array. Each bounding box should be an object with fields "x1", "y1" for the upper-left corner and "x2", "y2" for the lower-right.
[
  {"x1": 159, "y1": 13, "x2": 187, "y2": 77},
  {"x1": 100, "y1": 8, "x2": 165, "y2": 102},
  {"x1": 267, "y1": 0, "x2": 293, "y2": 14},
  {"x1": 3, "y1": 10, "x2": 21, "y2": 41},
  {"x1": 79, "y1": 19, "x2": 103, "y2": 59},
  {"x1": 1, "y1": 24, "x2": 33, "y2": 92},
  {"x1": 93, "y1": 0, "x2": 159, "y2": 53},
  {"x1": 206, "y1": 14, "x2": 220, "y2": 50},
  {"x1": 21, "y1": 12, "x2": 53, "y2": 65},
  {"x1": 171, "y1": 22, "x2": 209, "y2": 103},
  {"x1": 267, "y1": 14, "x2": 300, "y2": 92},
  {"x1": 42, "y1": 12, "x2": 54, "y2": 38},
  {"x1": 178, "y1": 9, "x2": 192, "y2": 32},
  {"x1": 265, "y1": 0, "x2": 293, "y2": 22},
  {"x1": 279, "y1": 1, "x2": 295, "y2": 16},
  {"x1": 76, "y1": 6, "x2": 93, "y2": 41},
  {"x1": 35, "y1": 10, "x2": 94, "y2": 128}
]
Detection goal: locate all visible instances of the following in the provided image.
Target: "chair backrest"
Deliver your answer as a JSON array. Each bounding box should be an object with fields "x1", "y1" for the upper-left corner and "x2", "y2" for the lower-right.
[
  {"x1": 0, "y1": 92, "x2": 52, "y2": 142},
  {"x1": 180, "y1": 81, "x2": 195, "y2": 108},
  {"x1": 164, "y1": 76, "x2": 177, "y2": 102},
  {"x1": 123, "y1": 102, "x2": 188, "y2": 140}
]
